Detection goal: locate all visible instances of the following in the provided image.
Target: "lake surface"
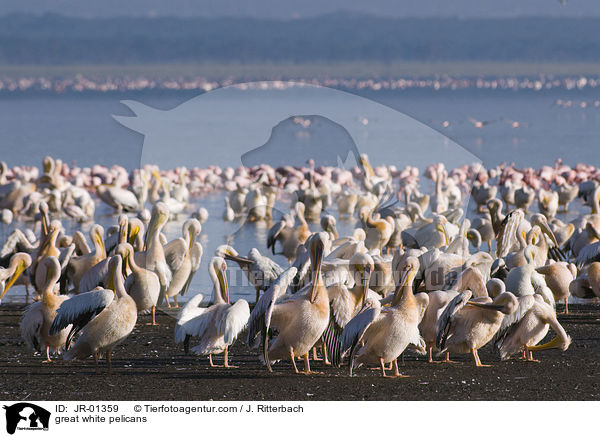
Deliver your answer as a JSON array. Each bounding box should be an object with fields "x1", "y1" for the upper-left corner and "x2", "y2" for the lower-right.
[{"x1": 1, "y1": 85, "x2": 599, "y2": 303}]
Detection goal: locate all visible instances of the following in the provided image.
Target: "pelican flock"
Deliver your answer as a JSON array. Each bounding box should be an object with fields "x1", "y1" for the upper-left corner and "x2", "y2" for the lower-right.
[{"x1": 3, "y1": 155, "x2": 600, "y2": 378}]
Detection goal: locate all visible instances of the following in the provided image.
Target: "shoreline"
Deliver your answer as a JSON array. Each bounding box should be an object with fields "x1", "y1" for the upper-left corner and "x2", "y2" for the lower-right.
[{"x1": 1, "y1": 303, "x2": 598, "y2": 401}]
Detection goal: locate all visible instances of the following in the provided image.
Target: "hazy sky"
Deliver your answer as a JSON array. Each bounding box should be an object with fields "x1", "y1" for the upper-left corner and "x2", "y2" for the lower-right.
[{"x1": 1, "y1": 0, "x2": 598, "y2": 18}]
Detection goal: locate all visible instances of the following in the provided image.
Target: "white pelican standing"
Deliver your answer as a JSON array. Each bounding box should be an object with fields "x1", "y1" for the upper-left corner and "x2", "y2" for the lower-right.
[
  {"x1": 117, "y1": 243, "x2": 160, "y2": 325},
  {"x1": 338, "y1": 256, "x2": 426, "y2": 377},
  {"x1": 246, "y1": 233, "x2": 330, "y2": 374},
  {"x1": 20, "y1": 256, "x2": 70, "y2": 362},
  {"x1": 174, "y1": 257, "x2": 249, "y2": 367},
  {"x1": 50, "y1": 255, "x2": 137, "y2": 373}
]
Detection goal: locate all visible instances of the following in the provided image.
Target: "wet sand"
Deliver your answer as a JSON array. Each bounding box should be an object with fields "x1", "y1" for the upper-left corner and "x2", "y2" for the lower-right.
[{"x1": 1, "y1": 303, "x2": 599, "y2": 401}]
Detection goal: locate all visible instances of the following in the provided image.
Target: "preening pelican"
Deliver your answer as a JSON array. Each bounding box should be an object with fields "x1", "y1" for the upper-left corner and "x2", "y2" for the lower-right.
[
  {"x1": 0, "y1": 253, "x2": 31, "y2": 303},
  {"x1": 323, "y1": 252, "x2": 380, "y2": 365},
  {"x1": 493, "y1": 291, "x2": 571, "y2": 362},
  {"x1": 436, "y1": 289, "x2": 517, "y2": 367},
  {"x1": 162, "y1": 219, "x2": 203, "y2": 308},
  {"x1": 338, "y1": 256, "x2": 426, "y2": 377},
  {"x1": 174, "y1": 257, "x2": 249, "y2": 367},
  {"x1": 536, "y1": 262, "x2": 576, "y2": 313},
  {"x1": 20, "y1": 257, "x2": 70, "y2": 362},
  {"x1": 65, "y1": 224, "x2": 106, "y2": 290},
  {"x1": 247, "y1": 233, "x2": 330, "y2": 374},
  {"x1": 50, "y1": 255, "x2": 137, "y2": 373}
]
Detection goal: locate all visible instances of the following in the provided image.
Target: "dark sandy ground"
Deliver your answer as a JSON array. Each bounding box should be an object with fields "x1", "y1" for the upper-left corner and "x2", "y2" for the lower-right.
[{"x1": 1, "y1": 302, "x2": 599, "y2": 401}]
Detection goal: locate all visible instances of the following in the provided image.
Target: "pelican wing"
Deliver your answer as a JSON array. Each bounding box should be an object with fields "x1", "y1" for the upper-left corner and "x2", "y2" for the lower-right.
[
  {"x1": 492, "y1": 294, "x2": 536, "y2": 352},
  {"x1": 164, "y1": 238, "x2": 187, "y2": 274},
  {"x1": 174, "y1": 293, "x2": 204, "y2": 345},
  {"x1": 436, "y1": 290, "x2": 472, "y2": 351},
  {"x1": 576, "y1": 241, "x2": 600, "y2": 270},
  {"x1": 336, "y1": 304, "x2": 381, "y2": 366},
  {"x1": 50, "y1": 289, "x2": 114, "y2": 347},
  {"x1": 220, "y1": 299, "x2": 250, "y2": 344},
  {"x1": 77, "y1": 257, "x2": 110, "y2": 293},
  {"x1": 246, "y1": 266, "x2": 297, "y2": 349},
  {"x1": 322, "y1": 283, "x2": 351, "y2": 365},
  {"x1": 0, "y1": 229, "x2": 36, "y2": 258},
  {"x1": 496, "y1": 209, "x2": 523, "y2": 258},
  {"x1": 20, "y1": 301, "x2": 44, "y2": 351}
]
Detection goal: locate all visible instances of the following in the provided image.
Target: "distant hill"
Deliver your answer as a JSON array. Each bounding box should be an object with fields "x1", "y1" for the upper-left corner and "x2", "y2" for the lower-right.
[{"x1": 1, "y1": 13, "x2": 599, "y2": 64}]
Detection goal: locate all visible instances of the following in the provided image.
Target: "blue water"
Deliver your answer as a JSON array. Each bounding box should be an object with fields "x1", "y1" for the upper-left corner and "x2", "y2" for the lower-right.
[{"x1": 1, "y1": 86, "x2": 599, "y2": 303}]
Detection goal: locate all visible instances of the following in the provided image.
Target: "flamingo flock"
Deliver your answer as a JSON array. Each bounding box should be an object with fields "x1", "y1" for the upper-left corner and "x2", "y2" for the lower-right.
[{"x1": 2, "y1": 154, "x2": 600, "y2": 377}]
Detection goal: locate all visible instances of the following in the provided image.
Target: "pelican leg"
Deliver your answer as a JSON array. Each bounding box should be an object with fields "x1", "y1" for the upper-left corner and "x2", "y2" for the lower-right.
[
  {"x1": 42, "y1": 346, "x2": 52, "y2": 363},
  {"x1": 440, "y1": 351, "x2": 457, "y2": 364},
  {"x1": 321, "y1": 340, "x2": 331, "y2": 365},
  {"x1": 472, "y1": 348, "x2": 491, "y2": 367},
  {"x1": 151, "y1": 305, "x2": 157, "y2": 325},
  {"x1": 223, "y1": 346, "x2": 238, "y2": 368},
  {"x1": 427, "y1": 346, "x2": 439, "y2": 363},
  {"x1": 289, "y1": 348, "x2": 300, "y2": 373},
  {"x1": 173, "y1": 295, "x2": 179, "y2": 309},
  {"x1": 312, "y1": 346, "x2": 322, "y2": 361},
  {"x1": 563, "y1": 298, "x2": 569, "y2": 315},
  {"x1": 301, "y1": 352, "x2": 322, "y2": 375},
  {"x1": 164, "y1": 295, "x2": 171, "y2": 308},
  {"x1": 106, "y1": 350, "x2": 112, "y2": 374},
  {"x1": 93, "y1": 353, "x2": 99, "y2": 374},
  {"x1": 487, "y1": 241, "x2": 492, "y2": 253},
  {"x1": 379, "y1": 357, "x2": 388, "y2": 377},
  {"x1": 209, "y1": 354, "x2": 221, "y2": 367},
  {"x1": 525, "y1": 349, "x2": 540, "y2": 363},
  {"x1": 392, "y1": 359, "x2": 409, "y2": 378}
]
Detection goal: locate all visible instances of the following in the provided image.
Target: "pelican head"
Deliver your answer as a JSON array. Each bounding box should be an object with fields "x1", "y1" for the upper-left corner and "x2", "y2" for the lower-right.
[
  {"x1": 183, "y1": 218, "x2": 202, "y2": 250},
  {"x1": 117, "y1": 214, "x2": 128, "y2": 244},
  {"x1": 217, "y1": 245, "x2": 252, "y2": 266},
  {"x1": 486, "y1": 278, "x2": 506, "y2": 298},
  {"x1": 90, "y1": 224, "x2": 106, "y2": 257},
  {"x1": 211, "y1": 256, "x2": 229, "y2": 304},
  {"x1": 530, "y1": 213, "x2": 559, "y2": 248},
  {"x1": 393, "y1": 256, "x2": 419, "y2": 305},
  {"x1": 468, "y1": 291, "x2": 518, "y2": 315},
  {"x1": 0, "y1": 253, "x2": 32, "y2": 299},
  {"x1": 128, "y1": 218, "x2": 144, "y2": 246},
  {"x1": 42, "y1": 256, "x2": 61, "y2": 291},
  {"x1": 349, "y1": 252, "x2": 374, "y2": 306},
  {"x1": 434, "y1": 215, "x2": 450, "y2": 246},
  {"x1": 115, "y1": 243, "x2": 134, "y2": 276},
  {"x1": 524, "y1": 244, "x2": 537, "y2": 264},
  {"x1": 320, "y1": 214, "x2": 338, "y2": 239},
  {"x1": 147, "y1": 202, "x2": 169, "y2": 242},
  {"x1": 309, "y1": 233, "x2": 326, "y2": 303}
]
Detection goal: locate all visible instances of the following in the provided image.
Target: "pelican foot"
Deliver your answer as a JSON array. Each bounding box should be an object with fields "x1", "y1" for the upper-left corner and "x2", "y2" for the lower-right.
[
  {"x1": 41, "y1": 359, "x2": 53, "y2": 363},
  {"x1": 223, "y1": 364, "x2": 239, "y2": 368},
  {"x1": 474, "y1": 363, "x2": 492, "y2": 368},
  {"x1": 299, "y1": 370, "x2": 323, "y2": 375}
]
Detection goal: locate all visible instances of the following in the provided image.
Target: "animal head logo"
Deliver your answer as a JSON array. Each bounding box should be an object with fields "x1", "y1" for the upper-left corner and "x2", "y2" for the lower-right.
[
  {"x1": 113, "y1": 82, "x2": 481, "y2": 293},
  {"x1": 3, "y1": 403, "x2": 50, "y2": 434}
]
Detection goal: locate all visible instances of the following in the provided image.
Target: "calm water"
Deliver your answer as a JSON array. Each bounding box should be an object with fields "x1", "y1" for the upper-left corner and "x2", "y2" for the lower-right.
[{"x1": 1, "y1": 86, "x2": 599, "y2": 303}]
